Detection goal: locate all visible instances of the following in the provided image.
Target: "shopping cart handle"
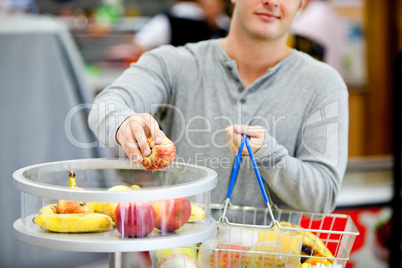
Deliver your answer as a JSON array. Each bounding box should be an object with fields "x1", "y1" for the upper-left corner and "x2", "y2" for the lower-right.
[{"x1": 245, "y1": 136, "x2": 270, "y2": 204}]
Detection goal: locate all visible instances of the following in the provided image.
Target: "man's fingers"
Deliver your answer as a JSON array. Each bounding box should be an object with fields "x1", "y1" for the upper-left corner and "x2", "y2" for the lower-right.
[
  {"x1": 130, "y1": 121, "x2": 151, "y2": 157},
  {"x1": 229, "y1": 124, "x2": 266, "y2": 154},
  {"x1": 142, "y1": 114, "x2": 163, "y2": 144},
  {"x1": 117, "y1": 113, "x2": 166, "y2": 162},
  {"x1": 233, "y1": 124, "x2": 264, "y2": 138},
  {"x1": 125, "y1": 146, "x2": 143, "y2": 163},
  {"x1": 226, "y1": 125, "x2": 247, "y2": 155},
  {"x1": 225, "y1": 126, "x2": 236, "y2": 153},
  {"x1": 225, "y1": 126, "x2": 233, "y2": 144},
  {"x1": 117, "y1": 121, "x2": 144, "y2": 162}
]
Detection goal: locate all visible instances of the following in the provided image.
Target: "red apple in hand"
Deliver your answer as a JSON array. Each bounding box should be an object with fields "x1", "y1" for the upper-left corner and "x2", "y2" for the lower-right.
[
  {"x1": 153, "y1": 197, "x2": 191, "y2": 232},
  {"x1": 141, "y1": 136, "x2": 176, "y2": 171},
  {"x1": 56, "y1": 200, "x2": 94, "y2": 214},
  {"x1": 115, "y1": 202, "x2": 155, "y2": 237}
]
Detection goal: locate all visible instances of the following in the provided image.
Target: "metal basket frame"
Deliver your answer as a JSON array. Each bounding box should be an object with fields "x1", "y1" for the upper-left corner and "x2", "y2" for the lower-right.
[{"x1": 203, "y1": 203, "x2": 359, "y2": 267}]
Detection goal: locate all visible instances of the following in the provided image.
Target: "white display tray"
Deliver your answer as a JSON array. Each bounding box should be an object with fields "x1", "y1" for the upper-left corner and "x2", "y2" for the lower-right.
[{"x1": 14, "y1": 215, "x2": 216, "y2": 252}]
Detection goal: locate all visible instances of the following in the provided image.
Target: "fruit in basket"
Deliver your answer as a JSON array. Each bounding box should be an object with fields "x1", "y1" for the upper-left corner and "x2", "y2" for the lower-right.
[
  {"x1": 247, "y1": 243, "x2": 288, "y2": 268},
  {"x1": 210, "y1": 244, "x2": 249, "y2": 268},
  {"x1": 156, "y1": 247, "x2": 198, "y2": 268},
  {"x1": 56, "y1": 171, "x2": 94, "y2": 214},
  {"x1": 115, "y1": 201, "x2": 155, "y2": 237},
  {"x1": 278, "y1": 222, "x2": 334, "y2": 263},
  {"x1": 152, "y1": 197, "x2": 191, "y2": 231},
  {"x1": 303, "y1": 254, "x2": 332, "y2": 266},
  {"x1": 246, "y1": 228, "x2": 303, "y2": 268},
  {"x1": 102, "y1": 184, "x2": 141, "y2": 222},
  {"x1": 140, "y1": 136, "x2": 176, "y2": 171},
  {"x1": 188, "y1": 204, "x2": 206, "y2": 222},
  {"x1": 33, "y1": 204, "x2": 113, "y2": 233}
]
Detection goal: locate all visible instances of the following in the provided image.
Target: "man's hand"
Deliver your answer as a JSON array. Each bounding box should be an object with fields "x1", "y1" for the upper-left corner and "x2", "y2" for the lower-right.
[
  {"x1": 116, "y1": 113, "x2": 164, "y2": 163},
  {"x1": 225, "y1": 124, "x2": 265, "y2": 155}
]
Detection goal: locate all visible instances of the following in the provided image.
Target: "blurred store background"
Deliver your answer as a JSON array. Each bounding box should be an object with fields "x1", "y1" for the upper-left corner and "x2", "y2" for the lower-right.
[{"x1": 0, "y1": 0, "x2": 401, "y2": 267}]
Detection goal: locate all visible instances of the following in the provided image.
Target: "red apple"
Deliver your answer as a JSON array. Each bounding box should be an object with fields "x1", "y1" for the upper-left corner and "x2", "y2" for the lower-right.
[
  {"x1": 141, "y1": 136, "x2": 176, "y2": 171},
  {"x1": 102, "y1": 185, "x2": 141, "y2": 223},
  {"x1": 152, "y1": 197, "x2": 192, "y2": 232},
  {"x1": 115, "y1": 202, "x2": 155, "y2": 237},
  {"x1": 56, "y1": 200, "x2": 94, "y2": 214}
]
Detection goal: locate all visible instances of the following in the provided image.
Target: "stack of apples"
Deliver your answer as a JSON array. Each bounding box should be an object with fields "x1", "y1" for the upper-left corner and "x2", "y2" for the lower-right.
[{"x1": 114, "y1": 197, "x2": 192, "y2": 238}]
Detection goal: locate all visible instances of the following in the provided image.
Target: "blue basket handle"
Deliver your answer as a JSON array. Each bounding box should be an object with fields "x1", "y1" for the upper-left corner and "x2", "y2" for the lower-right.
[
  {"x1": 245, "y1": 136, "x2": 270, "y2": 204},
  {"x1": 225, "y1": 134, "x2": 270, "y2": 204},
  {"x1": 226, "y1": 134, "x2": 246, "y2": 199},
  {"x1": 220, "y1": 134, "x2": 278, "y2": 227}
]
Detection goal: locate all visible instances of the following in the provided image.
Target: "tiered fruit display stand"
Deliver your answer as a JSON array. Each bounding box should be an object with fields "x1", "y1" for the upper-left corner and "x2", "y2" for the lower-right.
[{"x1": 12, "y1": 158, "x2": 218, "y2": 267}]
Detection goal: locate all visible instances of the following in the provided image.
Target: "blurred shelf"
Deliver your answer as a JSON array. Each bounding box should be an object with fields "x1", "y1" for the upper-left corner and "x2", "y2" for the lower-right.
[
  {"x1": 337, "y1": 156, "x2": 393, "y2": 207},
  {"x1": 347, "y1": 155, "x2": 393, "y2": 171},
  {"x1": 62, "y1": 16, "x2": 151, "y2": 32}
]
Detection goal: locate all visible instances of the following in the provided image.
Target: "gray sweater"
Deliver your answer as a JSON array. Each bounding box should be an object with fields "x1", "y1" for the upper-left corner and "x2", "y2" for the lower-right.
[{"x1": 88, "y1": 39, "x2": 349, "y2": 213}]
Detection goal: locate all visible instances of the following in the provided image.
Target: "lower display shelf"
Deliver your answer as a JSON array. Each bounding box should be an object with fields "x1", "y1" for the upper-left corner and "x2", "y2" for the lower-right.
[{"x1": 13, "y1": 215, "x2": 217, "y2": 253}]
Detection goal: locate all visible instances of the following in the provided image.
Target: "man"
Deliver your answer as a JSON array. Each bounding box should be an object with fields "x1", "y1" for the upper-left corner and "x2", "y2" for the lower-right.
[{"x1": 89, "y1": 0, "x2": 348, "y2": 213}]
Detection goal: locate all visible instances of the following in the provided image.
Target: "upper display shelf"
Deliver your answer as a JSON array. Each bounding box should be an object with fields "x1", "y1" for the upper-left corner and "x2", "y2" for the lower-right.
[{"x1": 13, "y1": 158, "x2": 218, "y2": 202}]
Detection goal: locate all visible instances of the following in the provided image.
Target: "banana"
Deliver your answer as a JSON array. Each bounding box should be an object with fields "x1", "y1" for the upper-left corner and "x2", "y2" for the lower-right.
[
  {"x1": 188, "y1": 204, "x2": 206, "y2": 222},
  {"x1": 278, "y1": 221, "x2": 334, "y2": 262},
  {"x1": 68, "y1": 170, "x2": 78, "y2": 187},
  {"x1": 38, "y1": 203, "x2": 58, "y2": 215},
  {"x1": 33, "y1": 204, "x2": 113, "y2": 233},
  {"x1": 92, "y1": 202, "x2": 104, "y2": 213}
]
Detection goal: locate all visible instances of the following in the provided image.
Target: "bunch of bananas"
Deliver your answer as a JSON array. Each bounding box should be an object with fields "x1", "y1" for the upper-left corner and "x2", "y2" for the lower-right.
[
  {"x1": 277, "y1": 221, "x2": 334, "y2": 262},
  {"x1": 33, "y1": 171, "x2": 113, "y2": 233},
  {"x1": 33, "y1": 203, "x2": 113, "y2": 233}
]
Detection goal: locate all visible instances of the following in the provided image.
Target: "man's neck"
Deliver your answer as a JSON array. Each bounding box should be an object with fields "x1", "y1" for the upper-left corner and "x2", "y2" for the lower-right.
[{"x1": 221, "y1": 33, "x2": 293, "y2": 87}]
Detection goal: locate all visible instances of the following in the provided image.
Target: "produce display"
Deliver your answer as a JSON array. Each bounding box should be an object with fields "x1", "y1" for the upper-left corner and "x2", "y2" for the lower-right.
[{"x1": 32, "y1": 170, "x2": 207, "y2": 238}]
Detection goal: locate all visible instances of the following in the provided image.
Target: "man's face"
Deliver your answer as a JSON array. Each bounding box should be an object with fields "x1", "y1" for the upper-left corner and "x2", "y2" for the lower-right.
[{"x1": 231, "y1": 0, "x2": 305, "y2": 41}]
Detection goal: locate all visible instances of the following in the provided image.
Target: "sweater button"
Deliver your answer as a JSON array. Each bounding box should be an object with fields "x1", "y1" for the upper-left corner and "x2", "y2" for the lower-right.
[
  {"x1": 238, "y1": 87, "x2": 244, "y2": 93},
  {"x1": 240, "y1": 99, "x2": 246, "y2": 104}
]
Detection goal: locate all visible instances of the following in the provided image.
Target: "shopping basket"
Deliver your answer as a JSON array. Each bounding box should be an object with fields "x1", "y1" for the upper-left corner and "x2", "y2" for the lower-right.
[{"x1": 154, "y1": 135, "x2": 359, "y2": 268}]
